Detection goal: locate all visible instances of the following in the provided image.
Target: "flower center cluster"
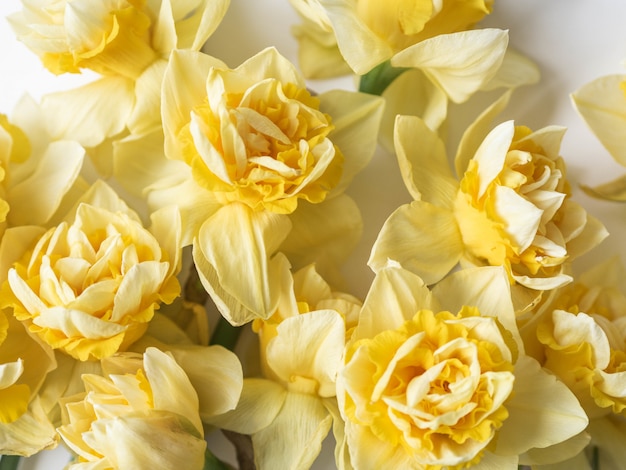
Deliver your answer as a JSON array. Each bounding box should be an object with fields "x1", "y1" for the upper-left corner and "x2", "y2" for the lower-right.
[{"x1": 342, "y1": 308, "x2": 514, "y2": 468}]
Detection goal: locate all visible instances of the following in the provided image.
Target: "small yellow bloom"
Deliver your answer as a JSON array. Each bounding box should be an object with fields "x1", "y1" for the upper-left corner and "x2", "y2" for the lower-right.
[
  {"x1": 1, "y1": 182, "x2": 182, "y2": 361},
  {"x1": 58, "y1": 347, "x2": 207, "y2": 470}
]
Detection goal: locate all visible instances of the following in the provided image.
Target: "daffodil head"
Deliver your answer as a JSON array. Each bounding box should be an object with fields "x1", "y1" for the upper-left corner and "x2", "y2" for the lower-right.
[
  {"x1": 341, "y1": 306, "x2": 515, "y2": 468},
  {"x1": 454, "y1": 121, "x2": 590, "y2": 291},
  {"x1": 356, "y1": 0, "x2": 493, "y2": 51},
  {"x1": 2, "y1": 201, "x2": 181, "y2": 362},
  {"x1": 536, "y1": 265, "x2": 626, "y2": 419},
  {"x1": 58, "y1": 347, "x2": 207, "y2": 469},
  {"x1": 165, "y1": 48, "x2": 344, "y2": 214},
  {"x1": 10, "y1": 0, "x2": 158, "y2": 79}
]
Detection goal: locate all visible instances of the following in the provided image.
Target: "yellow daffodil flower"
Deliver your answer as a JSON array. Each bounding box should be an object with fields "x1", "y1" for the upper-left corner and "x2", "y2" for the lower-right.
[
  {"x1": 369, "y1": 115, "x2": 608, "y2": 313},
  {"x1": 571, "y1": 73, "x2": 626, "y2": 201},
  {"x1": 338, "y1": 265, "x2": 589, "y2": 469},
  {"x1": 57, "y1": 347, "x2": 213, "y2": 469},
  {"x1": 0, "y1": 181, "x2": 182, "y2": 361},
  {"x1": 9, "y1": 0, "x2": 231, "y2": 141},
  {"x1": 289, "y1": 0, "x2": 494, "y2": 76},
  {"x1": 131, "y1": 47, "x2": 382, "y2": 325},
  {"x1": 209, "y1": 264, "x2": 359, "y2": 469}
]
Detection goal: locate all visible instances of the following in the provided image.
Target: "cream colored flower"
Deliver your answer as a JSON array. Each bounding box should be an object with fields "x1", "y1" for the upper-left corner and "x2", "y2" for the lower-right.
[
  {"x1": 9, "y1": 0, "x2": 231, "y2": 141},
  {"x1": 0, "y1": 181, "x2": 182, "y2": 361},
  {"x1": 209, "y1": 264, "x2": 359, "y2": 469},
  {"x1": 369, "y1": 115, "x2": 608, "y2": 312},
  {"x1": 289, "y1": 0, "x2": 494, "y2": 76},
  {"x1": 571, "y1": 73, "x2": 626, "y2": 201},
  {"x1": 338, "y1": 265, "x2": 589, "y2": 469},
  {"x1": 58, "y1": 347, "x2": 209, "y2": 469},
  {"x1": 137, "y1": 47, "x2": 383, "y2": 325}
]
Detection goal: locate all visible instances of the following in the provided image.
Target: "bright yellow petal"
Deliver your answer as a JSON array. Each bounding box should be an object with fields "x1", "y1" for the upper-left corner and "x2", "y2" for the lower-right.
[{"x1": 392, "y1": 29, "x2": 509, "y2": 103}]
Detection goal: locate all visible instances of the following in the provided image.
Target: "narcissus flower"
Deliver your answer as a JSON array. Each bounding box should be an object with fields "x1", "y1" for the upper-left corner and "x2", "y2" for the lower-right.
[
  {"x1": 58, "y1": 347, "x2": 222, "y2": 470},
  {"x1": 129, "y1": 47, "x2": 383, "y2": 325},
  {"x1": 369, "y1": 115, "x2": 607, "y2": 312},
  {"x1": 288, "y1": 0, "x2": 495, "y2": 77},
  {"x1": 0, "y1": 182, "x2": 182, "y2": 361},
  {"x1": 209, "y1": 264, "x2": 359, "y2": 469},
  {"x1": 9, "y1": 0, "x2": 231, "y2": 140},
  {"x1": 338, "y1": 265, "x2": 589, "y2": 469}
]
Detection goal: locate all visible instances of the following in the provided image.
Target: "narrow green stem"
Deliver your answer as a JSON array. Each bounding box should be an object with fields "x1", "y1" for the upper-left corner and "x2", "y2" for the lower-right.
[
  {"x1": 210, "y1": 316, "x2": 242, "y2": 351},
  {"x1": 358, "y1": 60, "x2": 409, "y2": 96},
  {"x1": 203, "y1": 447, "x2": 230, "y2": 470},
  {"x1": 0, "y1": 455, "x2": 21, "y2": 470}
]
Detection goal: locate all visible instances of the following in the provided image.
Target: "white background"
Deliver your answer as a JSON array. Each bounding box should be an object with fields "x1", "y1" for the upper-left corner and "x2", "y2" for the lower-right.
[{"x1": 2, "y1": 1, "x2": 626, "y2": 468}]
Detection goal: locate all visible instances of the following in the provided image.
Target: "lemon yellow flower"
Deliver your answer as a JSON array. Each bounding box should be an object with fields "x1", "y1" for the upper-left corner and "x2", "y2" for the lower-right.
[
  {"x1": 209, "y1": 264, "x2": 359, "y2": 469},
  {"x1": 58, "y1": 347, "x2": 209, "y2": 469},
  {"x1": 9, "y1": 0, "x2": 231, "y2": 141},
  {"x1": 338, "y1": 265, "x2": 588, "y2": 469},
  {"x1": 289, "y1": 0, "x2": 494, "y2": 76},
  {"x1": 126, "y1": 47, "x2": 382, "y2": 325},
  {"x1": 369, "y1": 115, "x2": 608, "y2": 312},
  {"x1": 1, "y1": 181, "x2": 182, "y2": 362},
  {"x1": 571, "y1": 73, "x2": 626, "y2": 201}
]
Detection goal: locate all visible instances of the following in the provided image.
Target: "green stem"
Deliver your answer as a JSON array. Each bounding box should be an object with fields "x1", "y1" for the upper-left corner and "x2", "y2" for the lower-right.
[
  {"x1": 0, "y1": 455, "x2": 21, "y2": 470},
  {"x1": 203, "y1": 447, "x2": 231, "y2": 470},
  {"x1": 210, "y1": 316, "x2": 242, "y2": 351},
  {"x1": 358, "y1": 60, "x2": 410, "y2": 96}
]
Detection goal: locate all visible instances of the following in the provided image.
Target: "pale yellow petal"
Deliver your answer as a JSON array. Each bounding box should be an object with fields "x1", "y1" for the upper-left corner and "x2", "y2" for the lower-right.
[
  {"x1": 519, "y1": 431, "x2": 591, "y2": 466},
  {"x1": 235, "y1": 47, "x2": 305, "y2": 88},
  {"x1": 267, "y1": 310, "x2": 345, "y2": 397},
  {"x1": 194, "y1": 203, "x2": 293, "y2": 325},
  {"x1": 581, "y1": 173, "x2": 626, "y2": 201},
  {"x1": 392, "y1": 29, "x2": 509, "y2": 103},
  {"x1": 208, "y1": 378, "x2": 286, "y2": 435},
  {"x1": 481, "y1": 47, "x2": 540, "y2": 91},
  {"x1": 127, "y1": 59, "x2": 168, "y2": 134},
  {"x1": 168, "y1": 345, "x2": 243, "y2": 419},
  {"x1": 495, "y1": 355, "x2": 588, "y2": 455},
  {"x1": 111, "y1": 261, "x2": 169, "y2": 321},
  {"x1": 368, "y1": 201, "x2": 464, "y2": 285},
  {"x1": 379, "y1": 68, "x2": 448, "y2": 153},
  {"x1": 473, "y1": 120, "x2": 515, "y2": 198},
  {"x1": 143, "y1": 347, "x2": 203, "y2": 436},
  {"x1": 252, "y1": 392, "x2": 332, "y2": 470},
  {"x1": 0, "y1": 396, "x2": 58, "y2": 456},
  {"x1": 316, "y1": 0, "x2": 393, "y2": 74},
  {"x1": 344, "y1": 420, "x2": 413, "y2": 470},
  {"x1": 354, "y1": 265, "x2": 434, "y2": 342},
  {"x1": 394, "y1": 114, "x2": 457, "y2": 206},
  {"x1": 41, "y1": 77, "x2": 134, "y2": 147},
  {"x1": 572, "y1": 74, "x2": 626, "y2": 166},
  {"x1": 8, "y1": 140, "x2": 85, "y2": 226},
  {"x1": 175, "y1": 0, "x2": 231, "y2": 51},
  {"x1": 0, "y1": 226, "x2": 47, "y2": 285},
  {"x1": 318, "y1": 89, "x2": 384, "y2": 193}
]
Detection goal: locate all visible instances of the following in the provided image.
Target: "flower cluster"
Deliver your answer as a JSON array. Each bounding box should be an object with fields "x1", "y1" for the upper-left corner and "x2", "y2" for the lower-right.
[{"x1": 0, "y1": 1, "x2": 624, "y2": 470}]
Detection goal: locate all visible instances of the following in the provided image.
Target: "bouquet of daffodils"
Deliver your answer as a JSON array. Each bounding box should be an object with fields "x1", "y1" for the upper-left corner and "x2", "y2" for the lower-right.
[{"x1": 1, "y1": 1, "x2": 625, "y2": 469}]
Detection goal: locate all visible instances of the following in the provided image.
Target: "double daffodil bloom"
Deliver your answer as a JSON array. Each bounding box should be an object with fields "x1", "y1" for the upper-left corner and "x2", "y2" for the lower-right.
[
  {"x1": 338, "y1": 265, "x2": 588, "y2": 470},
  {"x1": 571, "y1": 72, "x2": 626, "y2": 201},
  {"x1": 369, "y1": 115, "x2": 608, "y2": 312},
  {"x1": 209, "y1": 264, "x2": 360, "y2": 469},
  {"x1": 289, "y1": 0, "x2": 494, "y2": 77},
  {"x1": 58, "y1": 346, "x2": 235, "y2": 470},
  {"x1": 126, "y1": 47, "x2": 382, "y2": 326},
  {"x1": 9, "y1": 0, "x2": 230, "y2": 141},
  {"x1": 0, "y1": 181, "x2": 182, "y2": 361}
]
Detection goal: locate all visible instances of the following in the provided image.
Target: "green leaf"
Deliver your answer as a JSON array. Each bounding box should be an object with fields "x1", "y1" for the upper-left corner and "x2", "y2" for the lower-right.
[
  {"x1": 358, "y1": 60, "x2": 409, "y2": 96},
  {"x1": 203, "y1": 447, "x2": 232, "y2": 470},
  {"x1": 0, "y1": 455, "x2": 21, "y2": 470}
]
